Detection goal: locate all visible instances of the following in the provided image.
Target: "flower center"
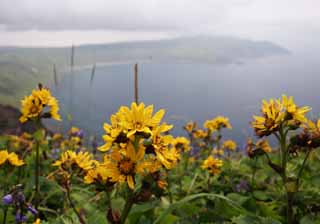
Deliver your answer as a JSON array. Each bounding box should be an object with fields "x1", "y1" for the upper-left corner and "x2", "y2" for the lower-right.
[
  {"x1": 135, "y1": 121, "x2": 143, "y2": 130},
  {"x1": 119, "y1": 158, "x2": 135, "y2": 175}
]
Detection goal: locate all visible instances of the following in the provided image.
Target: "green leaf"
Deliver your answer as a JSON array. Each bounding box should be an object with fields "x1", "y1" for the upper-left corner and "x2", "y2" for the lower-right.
[
  {"x1": 300, "y1": 215, "x2": 320, "y2": 224},
  {"x1": 253, "y1": 191, "x2": 269, "y2": 201},
  {"x1": 160, "y1": 214, "x2": 179, "y2": 224},
  {"x1": 154, "y1": 193, "x2": 247, "y2": 224}
]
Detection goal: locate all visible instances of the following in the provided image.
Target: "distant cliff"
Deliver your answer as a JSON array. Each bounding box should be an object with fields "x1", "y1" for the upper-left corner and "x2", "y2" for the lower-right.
[{"x1": 0, "y1": 35, "x2": 290, "y2": 106}]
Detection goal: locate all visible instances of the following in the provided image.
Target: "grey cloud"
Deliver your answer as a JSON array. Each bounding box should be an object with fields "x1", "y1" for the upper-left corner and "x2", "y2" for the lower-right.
[{"x1": 0, "y1": 0, "x2": 241, "y2": 31}]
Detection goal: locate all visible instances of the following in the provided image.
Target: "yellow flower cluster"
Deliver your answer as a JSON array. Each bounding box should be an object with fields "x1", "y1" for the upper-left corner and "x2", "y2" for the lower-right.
[
  {"x1": 84, "y1": 102, "x2": 181, "y2": 189},
  {"x1": 201, "y1": 156, "x2": 223, "y2": 175},
  {"x1": 256, "y1": 139, "x2": 272, "y2": 153},
  {"x1": 222, "y1": 140, "x2": 237, "y2": 151},
  {"x1": 246, "y1": 138, "x2": 272, "y2": 158},
  {"x1": 304, "y1": 119, "x2": 320, "y2": 133},
  {"x1": 20, "y1": 85, "x2": 61, "y2": 123},
  {"x1": 192, "y1": 129, "x2": 207, "y2": 139},
  {"x1": 0, "y1": 150, "x2": 24, "y2": 166},
  {"x1": 184, "y1": 121, "x2": 196, "y2": 133},
  {"x1": 252, "y1": 95, "x2": 311, "y2": 137},
  {"x1": 172, "y1": 137, "x2": 191, "y2": 152},
  {"x1": 85, "y1": 143, "x2": 149, "y2": 189},
  {"x1": 204, "y1": 116, "x2": 232, "y2": 132},
  {"x1": 53, "y1": 150, "x2": 96, "y2": 171},
  {"x1": 33, "y1": 218, "x2": 41, "y2": 224}
]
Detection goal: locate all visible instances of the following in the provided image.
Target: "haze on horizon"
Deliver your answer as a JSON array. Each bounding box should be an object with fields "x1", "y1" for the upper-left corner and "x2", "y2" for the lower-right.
[{"x1": 0, "y1": 0, "x2": 319, "y2": 51}]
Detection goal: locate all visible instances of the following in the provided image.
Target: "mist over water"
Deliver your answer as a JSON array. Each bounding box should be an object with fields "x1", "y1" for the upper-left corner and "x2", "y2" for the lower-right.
[{"x1": 53, "y1": 52, "x2": 320, "y2": 146}]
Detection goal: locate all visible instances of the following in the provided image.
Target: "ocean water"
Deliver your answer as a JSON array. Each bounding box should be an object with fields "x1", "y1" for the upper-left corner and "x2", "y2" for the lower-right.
[{"x1": 52, "y1": 53, "x2": 320, "y2": 146}]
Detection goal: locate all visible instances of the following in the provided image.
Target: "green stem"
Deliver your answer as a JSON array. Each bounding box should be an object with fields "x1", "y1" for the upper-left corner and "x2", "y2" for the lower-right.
[
  {"x1": 66, "y1": 187, "x2": 86, "y2": 224},
  {"x1": 279, "y1": 125, "x2": 287, "y2": 181},
  {"x1": 2, "y1": 208, "x2": 7, "y2": 224},
  {"x1": 166, "y1": 171, "x2": 173, "y2": 203},
  {"x1": 34, "y1": 119, "x2": 42, "y2": 211},
  {"x1": 251, "y1": 157, "x2": 258, "y2": 188},
  {"x1": 207, "y1": 173, "x2": 211, "y2": 191},
  {"x1": 120, "y1": 193, "x2": 134, "y2": 224},
  {"x1": 278, "y1": 124, "x2": 295, "y2": 224},
  {"x1": 296, "y1": 149, "x2": 312, "y2": 188},
  {"x1": 287, "y1": 192, "x2": 294, "y2": 224},
  {"x1": 35, "y1": 137, "x2": 40, "y2": 211}
]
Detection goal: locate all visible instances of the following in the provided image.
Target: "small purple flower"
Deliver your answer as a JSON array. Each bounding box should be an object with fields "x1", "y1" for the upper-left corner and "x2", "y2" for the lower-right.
[
  {"x1": 16, "y1": 192, "x2": 25, "y2": 203},
  {"x1": 51, "y1": 148, "x2": 61, "y2": 160},
  {"x1": 15, "y1": 213, "x2": 27, "y2": 223},
  {"x1": 27, "y1": 205, "x2": 38, "y2": 215},
  {"x1": 77, "y1": 129, "x2": 84, "y2": 138},
  {"x1": 2, "y1": 194, "x2": 13, "y2": 205},
  {"x1": 234, "y1": 179, "x2": 250, "y2": 193}
]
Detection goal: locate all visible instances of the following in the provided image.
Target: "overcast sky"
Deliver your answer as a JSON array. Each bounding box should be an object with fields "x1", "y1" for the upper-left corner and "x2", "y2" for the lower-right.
[{"x1": 0, "y1": 0, "x2": 319, "y2": 49}]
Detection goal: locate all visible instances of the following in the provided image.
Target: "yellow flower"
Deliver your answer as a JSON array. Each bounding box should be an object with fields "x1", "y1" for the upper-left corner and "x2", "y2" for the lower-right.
[
  {"x1": 53, "y1": 150, "x2": 95, "y2": 171},
  {"x1": 281, "y1": 95, "x2": 311, "y2": 123},
  {"x1": 0, "y1": 150, "x2": 24, "y2": 166},
  {"x1": 149, "y1": 127, "x2": 180, "y2": 170},
  {"x1": 124, "y1": 102, "x2": 165, "y2": 137},
  {"x1": 84, "y1": 164, "x2": 110, "y2": 184},
  {"x1": 98, "y1": 102, "x2": 170, "y2": 152},
  {"x1": 304, "y1": 119, "x2": 320, "y2": 133},
  {"x1": 256, "y1": 139, "x2": 272, "y2": 153},
  {"x1": 252, "y1": 99, "x2": 284, "y2": 137},
  {"x1": 20, "y1": 85, "x2": 61, "y2": 123},
  {"x1": 193, "y1": 129, "x2": 207, "y2": 139},
  {"x1": 201, "y1": 156, "x2": 223, "y2": 175},
  {"x1": 212, "y1": 148, "x2": 224, "y2": 156},
  {"x1": 157, "y1": 180, "x2": 168, "y2": 189},
  {"x1": 188, "y1": 157, "x2": 196, "y2": 164},
  {"x1": 172, "y1": 136, "x2": 191, "y2": 152},
  {"x1": 222, "y1": 140, "x2": 237, "y2": 151},
  {"x1": 102, "y1": 143, "x2": 147, "y2": 189},
  {"x1": 252, "y1": 96, "x2": 311, "y2": 137},
  {"x1": 204, "y1": 116, "x2": 232, "y2": 132},
  {"x1": 184, "y1": 121, "x2": 196, "y2": 133},
  {"x1": 33, "y1": 218, "x2": 41, "y2": 224}
]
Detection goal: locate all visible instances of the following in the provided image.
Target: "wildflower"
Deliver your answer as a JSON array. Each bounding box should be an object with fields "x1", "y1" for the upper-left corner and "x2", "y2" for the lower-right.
[
  {"x1": 15, "y1": 213, "x2": 27, "y2": 223},
  {"x1": 84, "y1": 165, "x2": 111, "y2": 184},
  {"x1": 291, "y1": 118, "x2": 320, "y2": 148},
  {"x1": 222, "y1": 140, "x2": 237, "y2": 151},
  {"x1": 172, "y1": 136, "x2": 191, "y2": 152},
  {"x1": 282, "y1": 95, "x2": 311, "y2": 123},
  {"x1": 256, "y1": 139, "x2": 272, "y2": 153},
  {"x1": 252, "y1": 96, "x2": 311, "y2": 137},
  {"x1": 99, "y1": 102, "x2": 169, "y2": 152},
  {"x1": 157, "y1": 180, "x2": 168, "y2": 189},
  {"x1": 188, "y1": 157, "x2": 196, "y2": 164},
  {"x1": 193, "y1": 129, "x2": 207, "y2": 139},
  {"x1": 184, "y1": 121, "x2": 196, "y2": 133},
  {"x1": 52, "y1": 150, "x2": 95, "y2": 171},
  {"x1": 2, "y1": 194, "x2": 13, "y2": 205},
  {"x1": 27, "y1": 205, "x2": 38, "y2": 215},
  {"x1": 33, "y1": 219, "x2": 41, "y2": 224},
  {"x1": 20, "y1": 84, "x2": 61, "y2": 123},
  {"x1": 234, "y1": 180, "x2": 250, "y2": 193},
  {"x1": 201, "y1": 156, "x2": 223, "y2": 175},
  {"x1": 125, "y1": 103, "x2": 165, "y2": 137},
  {"x1": 102, "y1": 143, "x2": 148, "y2": 189},
  {"x1": 245, "y1": 138, "x2": 256, "y2": 158},
  {"x1": 212, "y1": 148, "x2": 224, "y2": 156},
  {"x1": 0, "y1": 150, "x2": 24, "y2": 166},
  {"x1": 148, "y1": 127, "x2": 180, "y2": 170},
  {"x1": 204, "y1": 116, "x2": 232, "y2": 132},
  {"x1": 252, "y1": 99, "x2": 284, "y2": 137}
]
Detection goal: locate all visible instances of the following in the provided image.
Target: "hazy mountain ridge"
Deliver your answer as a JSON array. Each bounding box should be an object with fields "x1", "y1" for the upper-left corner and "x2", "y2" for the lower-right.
[{"x1": 0, "y1": 36, "x2": 290, "y2": 106}]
